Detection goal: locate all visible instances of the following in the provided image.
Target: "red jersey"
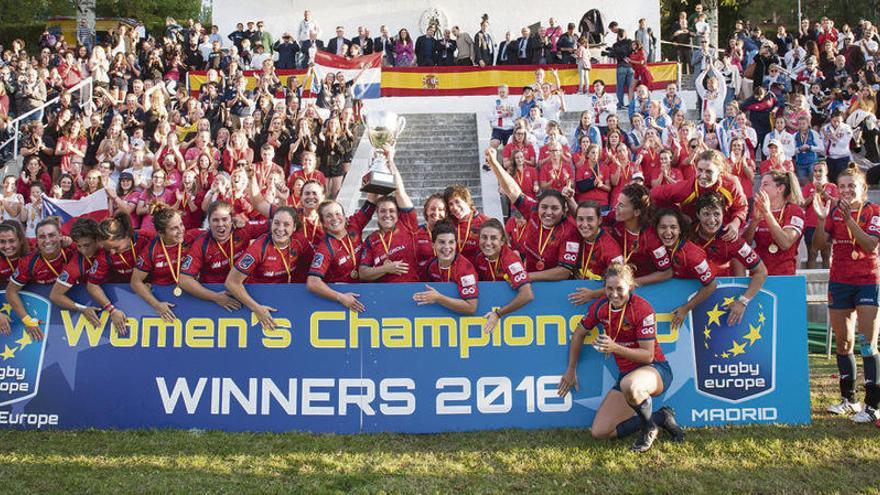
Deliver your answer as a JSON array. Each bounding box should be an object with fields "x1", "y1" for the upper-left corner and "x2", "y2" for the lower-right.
[
  {"x1": 607, "y1": 159, "x2": 642, "y2": 208},
  {"x1": 728, "y1": 158, "x2": 756, "y2": 200},
  {"x1": 651, "y1": 175, "x2": 749, "y2": 226},
  {"x1": 580, "y1": 294, "x2": 665, "y2": 374},
  {"x1": 538, "y1": 162, "x2": 574, "y2": 192},
  {"x1": 182, "y1": 223, "x2": 265, "y2": 283},
  {"x1": 415, "y1": 225, "x2": 436, "y2": 272},
  {"x1": 309, "y1": 232, "x2": 364, "y2": 284},
  {"x1": 234, "y1": 233, "x2": 306, "y2": 283},
  {"x1": 538, "y1": 143, "x2": 571, "y2": 165},
  {"x1": 450, "y1": 210, "x2": 490, "y2": 262},
  {"x1": 610, "y1": 223, "x2": 672, "y2": 277},
  {"x1": 759, "y1": 158, "x2": 795, "y2": 175},
  {"x1": 694, "y1": 231, "x2": 761, "y2": 276},
  {"x1": 575, "y1": 229, "x2": 623, "y2": 280},
  {"x1": 573, "y1": 161, "x2": 610, "y2": 205},
  {"x1": 514, "y1": 194, "x2": 580, "y2": 272},
  {"x1": 752, "y1": 202, "x2": 805, "y2": 276},
  {"x1": 88, "y1": 231, "x2": 155, "y2": 284},
  {"x1": 503, "y1": 141, "x2": 536, "y2": 167},
  {"x1": 512, "y1": 166, "x2": 540, "y2": 200},
  {"x1": 57, "y1": 251, "x2": 98, "y2": 288},
  {"x1": 359, "y1": 209, "x2": 421, "y2": 283},
  {"x1": 802, "y1": 182, "x2": 839, "y2": 228},
  {"x1": 11, "y1": 245, "x2": 77, "y2": 286},
  {"x1": 473, "y1": 245, "x2": 530, "y2": 289},
  {"x1": 0, "y1": 255, "x2": 20, "y2": 285},
  {"x1": 668, "y1": 239, "x2": 715, "y2": 286},
  {"x1": 825, "y1": 202, "x2": 880, "y2": 285},
  {"x1": 504, "y1": 216, "x2": 529, "y2": 254},
  {"x1": 135, "y1": 234, "x2": 198, "y2": 286},
  {"x1": 287, "y1": 168, "x2": 328, "y2": 190},
  {"x1": 425, "y1": 255, "x2": 479, "y2": 300},
  {"x1": 636, "y1": 147, "x2": 662, "y2": 185}
]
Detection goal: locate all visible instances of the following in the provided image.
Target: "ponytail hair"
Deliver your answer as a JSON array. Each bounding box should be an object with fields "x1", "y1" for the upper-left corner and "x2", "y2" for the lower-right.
[
  {"x1": 767, "y1": 170, "x2": 804, "y2": 206},
  {"x1": 152, "y1": 205, "x2": 181, "y2": 235},
  {"x1": 98, "y1": 211, "x2": 133, "y2": 241},
  {"x1": 619, "y1": 183, "x2": 654, "y2": 227}
]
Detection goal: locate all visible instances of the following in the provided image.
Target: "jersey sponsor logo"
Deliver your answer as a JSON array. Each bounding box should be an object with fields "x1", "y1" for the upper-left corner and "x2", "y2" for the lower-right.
[
  {"x1": 461, "y1": 286, "x2": 477, "y2": 295},
  {"x1": 642, "y1": 313, "x2": 655, "y2": 326},
  {"x1": 238, "y1": 254, "x2": 255, "y2": 270},
  {"x1": 695, "y1": 259, "x2": 709, "y2": 274},
  {"x1": 136, "y1": 256, "x2": 145, "y2": 268},
  {"x1": 563, "y1": 253, "x2": 576, "y2": 262},
  {"x1": 640, "y1": 327, "x2": 653, "y2": 335},
  {"x1": 565, "y1": 241, "x2": 579, "y2": 253},
  {"x1": 181, "y1": 255, "x2": 193, "y2": 271},
  {"x1": 871, "y1": 216, "x2": 880, "y2": 227},
  {"x1": 653, "y1": 246, "x2": 667, "y2": 259},
  {"x1": 310, "y1": 253, "x2": 324, "y2": 269},
  {"x1": 737, "y1": 243, "x2": 753, "y2": 257},
  {"x1": 508, "y1": 262, "x2": 524, "y2": 274},
  {"x1": 789, "y1": 216, "x2": 804, "y2": 229},
  {"x1": 461, "y1": 274, "x2": 476, "y2": 287},
  {"x1": 513, "y1": 272, "x2": 527, "y2": 283},
  {"x1": 87, "y1": 261, "x2": 99, "y2": 274}
]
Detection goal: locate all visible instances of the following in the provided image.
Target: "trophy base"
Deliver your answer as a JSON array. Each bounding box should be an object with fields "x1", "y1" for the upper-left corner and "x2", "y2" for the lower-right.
[{"x1": 360, "y1": 171, "x2": 397, "y2": 195}]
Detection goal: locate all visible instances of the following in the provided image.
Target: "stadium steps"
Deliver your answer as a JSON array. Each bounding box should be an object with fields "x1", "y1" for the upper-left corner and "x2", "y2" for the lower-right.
[{"x1": 359, "y1": 113, "x2": 482, "y2": 234}]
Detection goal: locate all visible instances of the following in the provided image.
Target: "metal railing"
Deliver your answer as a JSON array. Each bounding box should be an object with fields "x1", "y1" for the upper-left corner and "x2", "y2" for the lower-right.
[{"x1": 0, "y1": 77, "x2": 94, "y2": 161}]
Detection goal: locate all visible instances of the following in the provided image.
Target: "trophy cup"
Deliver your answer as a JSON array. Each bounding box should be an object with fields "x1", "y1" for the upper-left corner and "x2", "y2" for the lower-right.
[{"x1": 360, "y1": 110, "x2": 406, "y2": 194}]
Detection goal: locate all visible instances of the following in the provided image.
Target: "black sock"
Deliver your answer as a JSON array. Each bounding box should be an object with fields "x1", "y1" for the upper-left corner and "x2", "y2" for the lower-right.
[
  {"x1": 630, "y1": 397, "x2": 654, "y2": 430},
  {"x1": 651, "y1": 409, "x2": 668, "y2": 427},
  {"x1": 615, "y1": 415, "x2": 641, "y2": 439},
  {"x1": 837, "y1": 353, "x2": 857, "y2": 402},
  {"x1": 863, "y1": 353, "x2": 880, "y2": 409}
]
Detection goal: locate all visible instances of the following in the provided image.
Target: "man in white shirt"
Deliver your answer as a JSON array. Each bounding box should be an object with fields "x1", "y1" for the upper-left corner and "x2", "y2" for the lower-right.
[
  {"x1": 297, "y1": 10, "x2": 321, "y2": 43},
  {"x1": 487, "y1": 84, "x2": 517, "y2": 169}
]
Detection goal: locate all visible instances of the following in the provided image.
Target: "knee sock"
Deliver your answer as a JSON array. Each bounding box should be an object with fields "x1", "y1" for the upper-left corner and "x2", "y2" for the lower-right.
[
  {"x1": 631, "y1": 397, "x2": 654, "y2": 430},
  {"x1": 615, "y1": 415, "x2": 641, "y2": 439},
  {"x1": 651, "y1": 409, "x2": 669, "y2": 427},
  {"x1": 863, "y1": 353, "x2": 880, "y2": 409},
  {"x1": 837, "y1": 353, "x2": 857, "y2": 402}
]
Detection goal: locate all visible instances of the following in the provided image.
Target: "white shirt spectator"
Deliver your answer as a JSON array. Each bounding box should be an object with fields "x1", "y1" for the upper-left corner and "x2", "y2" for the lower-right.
[
  {"x1": 763, "y1": 129, "x2": 796, "y2": 160},
  {"x1": 541, "y1": 94, "x2": 564, "y2": 123},
  {"x1": 489, "y1": 96, "x2": 517, "y2": 130},
  {"x1": 822, "y1": 122, "x2": 854, "y2": 159},
  {"x1": 297, "y1": 20, "x2": 322, "y2": 43},
  {"x1": 592, "y1": 92, "x2": 615, "y2": 127},
  {"x1": 123, "y1": 166, "x2": 154, "y2": 190}
]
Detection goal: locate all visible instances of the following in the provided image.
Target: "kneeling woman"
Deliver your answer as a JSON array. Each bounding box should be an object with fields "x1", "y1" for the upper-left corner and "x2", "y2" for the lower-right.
[
  {"x1": 558, "y1": 263, "x2": 683, "y2": 452},
  {"x1": 473, "y1": 219, "x2": 534, "y2": 333},
  {"x1": 225, "y1": 207, "x2": 305, "y2": 330}
]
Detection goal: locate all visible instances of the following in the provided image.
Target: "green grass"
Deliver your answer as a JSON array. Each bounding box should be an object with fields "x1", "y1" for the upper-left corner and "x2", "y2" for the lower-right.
[{"x1": 1, "y1": 356, "x2": 878, "y2": 494}]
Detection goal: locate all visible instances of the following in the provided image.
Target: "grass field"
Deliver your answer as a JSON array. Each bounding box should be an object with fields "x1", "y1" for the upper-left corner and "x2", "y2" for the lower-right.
[{"x1": 1, "y1": 356, "x2": 878, "y2": 494}]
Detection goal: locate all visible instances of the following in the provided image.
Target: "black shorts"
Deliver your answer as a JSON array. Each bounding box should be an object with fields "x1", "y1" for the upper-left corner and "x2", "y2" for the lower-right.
[{"x1": 613, "y1": 360, "x2": 673, "y2": 393}]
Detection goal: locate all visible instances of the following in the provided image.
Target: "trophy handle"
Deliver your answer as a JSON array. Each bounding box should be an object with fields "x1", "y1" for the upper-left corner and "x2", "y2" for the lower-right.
[{"x1": 395, "y1": 116, "x2": 407, "y2": 142}]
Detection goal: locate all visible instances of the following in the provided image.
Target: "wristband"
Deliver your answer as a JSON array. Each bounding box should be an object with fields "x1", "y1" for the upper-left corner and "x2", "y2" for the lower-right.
[
  {"x1": 738, "y1": 295, "x2": 751, "y2": 307},
  {"x1": 74, "y1": 303, "x2": 87, "y2": 312},
  {"x1": 21, "y1": 315, "x2": 39, "y2": 327}
]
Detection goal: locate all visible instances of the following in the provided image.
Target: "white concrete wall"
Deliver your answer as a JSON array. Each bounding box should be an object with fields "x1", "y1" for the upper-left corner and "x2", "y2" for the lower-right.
[{"x1": 213, "y1": 0, "x2": 661, "y2": 47}]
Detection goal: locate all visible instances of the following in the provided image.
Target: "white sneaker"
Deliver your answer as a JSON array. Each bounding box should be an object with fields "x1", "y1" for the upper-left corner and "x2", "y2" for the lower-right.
[
  {"x1": 827, "y1": 399, "x2": 863, "y2": 415},
  {"x1": 852, "y1": 407, "x2": 880, "y2": 423}
]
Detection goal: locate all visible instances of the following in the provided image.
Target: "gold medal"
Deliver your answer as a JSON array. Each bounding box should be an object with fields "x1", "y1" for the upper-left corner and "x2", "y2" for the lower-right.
[
  {"x1": 536, "y1": 260, "x2": 545, "y2": 270},
  {"x1": 852, "y1": 250, "x2": 860, "y2": 261},
  {"x1": 351, "y1": 269, "x2": 359, "y2": 279},
  {"x1": 768, "y1": 244, "x2": 778, "y2": 254},
  {"x1": 173, "y1": 286, "x2": 183, "y2": 297}
]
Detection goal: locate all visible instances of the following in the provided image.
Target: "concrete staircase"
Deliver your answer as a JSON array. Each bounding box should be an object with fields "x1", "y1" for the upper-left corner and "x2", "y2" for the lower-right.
[{"x1": 360, "y1": 113, "x2": 482, "y2": 232}]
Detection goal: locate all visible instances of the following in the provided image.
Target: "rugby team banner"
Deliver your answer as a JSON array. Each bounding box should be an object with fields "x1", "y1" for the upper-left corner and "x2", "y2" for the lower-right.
[
  {"x1": 0, "y1": 277, "x2": 810, "y2": 432},
  {"x1": 187, "y1": 61, "x2": 678, "y2": 98}
]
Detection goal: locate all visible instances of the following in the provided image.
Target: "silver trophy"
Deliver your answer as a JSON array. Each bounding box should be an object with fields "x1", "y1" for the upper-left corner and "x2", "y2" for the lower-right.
[{"x1": 361, "y1": 110, "x2": 406, "y2": 194}]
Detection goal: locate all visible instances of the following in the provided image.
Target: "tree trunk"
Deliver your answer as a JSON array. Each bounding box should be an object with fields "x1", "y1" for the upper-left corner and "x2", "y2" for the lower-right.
[
  {"x1": 75, "y1": 0, "x2": 97, "y2": 50},
  {"x1": 704, "y1": 0, "x2": 719, "y2": 49}
]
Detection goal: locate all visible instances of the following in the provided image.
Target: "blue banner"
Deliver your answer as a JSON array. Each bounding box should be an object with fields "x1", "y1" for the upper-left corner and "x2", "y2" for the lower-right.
[{"x1": 0, "y1": 277, "x2": 810, "y2": 432}]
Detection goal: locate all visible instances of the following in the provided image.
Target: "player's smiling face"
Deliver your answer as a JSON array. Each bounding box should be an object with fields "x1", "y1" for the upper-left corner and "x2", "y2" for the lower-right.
[
  {"x1": 698, "y1": 205, "x2": 723, "y2": 236},
  {"x1": 433, "y1": 233, "x2": 456, "y2": 262},
  {"x1": 301, "y1": 183, "x2": 325, "y2": 210},
  {"x1": 605, "y1": 275, "x2": 631, "y2": 309},
  {"x1": 479, "y1": 227, "x2": 503, "y2": 259},
  {"x1": 36, "y1": 224, "x2": 61, "y2": 256},
  {"x1": 657, "y1": 213, "x2": 681, "y2": 248},
  {"x1": 576, "y1": 206, "x2": 601, "y2": 240},
  {"x1": 538, "y1": 196, "x2": 564, "y2": 228},
  {"x1": 271, "y1": 211, "x2": 295, "y2": 245},
  {"x1": 0, "y1": 230, "x2": 19, "y2": 258},
  {"x1": 837, "y1": 175, "x2": 863, "y2": 203},
  {"x1": 377, "y1": 201, "x2": 398, "y2": 231},
  {"x1": 320, "y1": 203, "x2": 348, "y2": 236},
  {"x1": 447, "y1": 196, "x2": 471, "y2": 221}
]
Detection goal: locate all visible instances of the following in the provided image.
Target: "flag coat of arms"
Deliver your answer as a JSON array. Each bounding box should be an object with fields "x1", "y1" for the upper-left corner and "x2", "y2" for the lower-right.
[
  {"x1": 690, "y1": 284, "x2": 777, "y2": 403},
  {"x1": 311, "y1": 52, "x2": 382, "y2": 99}
]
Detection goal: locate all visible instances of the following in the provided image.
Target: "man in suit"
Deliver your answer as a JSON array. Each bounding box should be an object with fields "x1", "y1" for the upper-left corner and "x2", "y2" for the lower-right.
[
  {"x1": 437, "y1": 29, "x2": 458, "y2": 66},
  {"x1": 374, "y1": 25, "x2": 395, "y2": 66},
  {"x1": 274, "y1": 32, "x2": 300, "y2": 69},
  {"x1": 415, "y1": 25, "x2": 439, "y2": 66},
  {"x1": 326, "y1": 26, "x2": 350, "y2": 56},
  {"x1": 496, "y1": 31, "x2": 514, "y2": 65},
  {"x1": 301, "y1": 30, "x2": 325, "y2": 66},
  {"x1": 351, "y1": 26, "x2": 374, "y2": 55},
  {"x1": 515, "y1": 27, "x2": 538, "y2": 65},
  {"x1": 474, "y1": 19, "x2": 495, "y2": 67}
]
